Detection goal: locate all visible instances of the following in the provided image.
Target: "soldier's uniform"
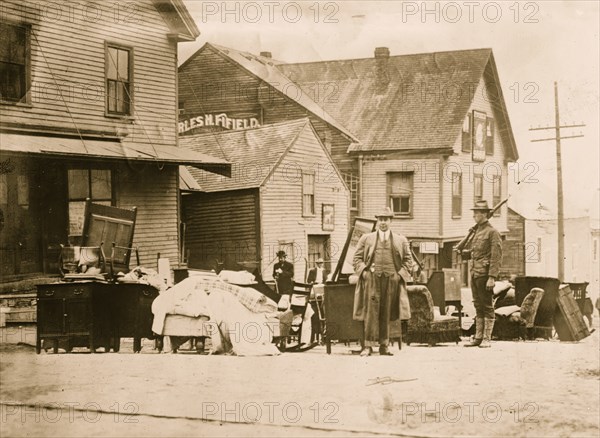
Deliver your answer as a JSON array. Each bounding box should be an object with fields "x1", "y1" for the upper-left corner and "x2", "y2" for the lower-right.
[{"x1": 465, "y1": 202, "x2": 502, "y2": 348}]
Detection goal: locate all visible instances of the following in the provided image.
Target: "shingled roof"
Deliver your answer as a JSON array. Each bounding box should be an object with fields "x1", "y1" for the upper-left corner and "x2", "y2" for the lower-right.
[
  {"x1": 179, "y1": 119, "x2": 310, "y2": 192},
  {"x1": 180, "y1": 43, "x2": 360, "y2": 145},
  {"x1": 278, "y1": 49, "x2": 518, "y2": 159}
]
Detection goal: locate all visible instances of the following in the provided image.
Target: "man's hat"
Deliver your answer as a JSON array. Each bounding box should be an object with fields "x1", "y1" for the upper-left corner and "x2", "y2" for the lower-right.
[
  {"x1": 375, "y1": 207, "x2": 394, "y2": 219},
  {"x1": 471, "y1": 200, "x2": 492, "y2": 211},
  {"x1": 276, "y1": 250, "x2": 287, "y2": 257},
  {"x1": 316, "y1": 257, "x2": 324, "y2": 264}
]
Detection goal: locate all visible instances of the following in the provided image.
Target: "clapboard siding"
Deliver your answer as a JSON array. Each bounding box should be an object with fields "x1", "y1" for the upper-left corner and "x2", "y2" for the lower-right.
[
  {"x1": 361, "y1": 157, "x2": 440, "y2": 238},
  {"x1": 1, "y1": 0, "x2": 178, "y2": 147},
  {"x1": 443, "y1": 74, "x2": 510, "y2": 238},
  {"x1": 260, "y1": 124, "x2": 349, "y2": 281},
  {"x1": 116, "y1": 164, "x2": 180, "y2": 270},
  {"x1": 182, "y1": 190, "x2": 260, "y2": 270},
  {"x1": 178, "y1": 45, "x2": 354, "y2": 170}
]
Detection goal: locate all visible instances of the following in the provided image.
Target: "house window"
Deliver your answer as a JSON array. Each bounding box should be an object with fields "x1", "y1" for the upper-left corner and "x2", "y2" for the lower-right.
[
  {"x1": 461, "y1": 113, "x2": 471, "y2": 152},
  {"x1": 486, "y1": 117, "x2": 495, "y2": 155},
  {"x1": 492, "y1": 175, "x2": 501, "y2": 215},
  {"x1": 388, "y1": 172, "x2": 413, "y2": 216},
  {"x1": 343, "y1": 172, "x2": 359, "y2": 210},
  {"x1": 0, "y1": 21, "x2": 29, "y2": 103},
  {"x1": 106, "y1": 44, "x2": 132, "y2": 115},
  {"x1": 474, "y1": 173, "x2": 483, "y2": 202},
  {"x1": 452, "y1": 172, "x2": 462, "y2": 218},
  {"x1": 67, "y1": 169, "x2": 113, "y2": 238},
  {"x1": 302, "y1": 171, "x2": 315, "y2": 216}
]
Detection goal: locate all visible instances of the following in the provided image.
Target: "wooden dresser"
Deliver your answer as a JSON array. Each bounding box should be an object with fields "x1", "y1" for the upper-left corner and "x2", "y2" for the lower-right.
[{"x1": 36, "y1": 281, "x2": 158, "y2": 354}]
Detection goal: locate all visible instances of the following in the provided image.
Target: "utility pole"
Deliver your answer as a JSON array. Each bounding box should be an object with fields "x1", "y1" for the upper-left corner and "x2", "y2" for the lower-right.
[{"x1": 530, "y1": 82, "x2": 585, "y2": 281}]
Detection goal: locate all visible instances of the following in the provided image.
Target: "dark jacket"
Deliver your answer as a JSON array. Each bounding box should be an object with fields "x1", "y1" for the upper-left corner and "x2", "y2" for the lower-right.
[
  {"x1": 273, "y1": 260, "x2": 294, "y2": 295},
  {"x1": 470, "y1": 220, "x2": 502, "y2": 279}
]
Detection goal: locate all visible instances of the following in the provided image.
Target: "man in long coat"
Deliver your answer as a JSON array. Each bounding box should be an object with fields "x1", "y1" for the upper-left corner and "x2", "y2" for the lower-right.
[{"x1": 353, "y1": 207, "x2": 414, "y2": 356}]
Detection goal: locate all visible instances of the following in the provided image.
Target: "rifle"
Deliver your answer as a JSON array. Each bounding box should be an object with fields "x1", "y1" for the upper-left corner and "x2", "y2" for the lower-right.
[
  {"x1": 409, "y1": 243, "x2": 424, "y2": 279},
  {"x1": 454, "y1": 197, "x2": 510, "y2": 255}
]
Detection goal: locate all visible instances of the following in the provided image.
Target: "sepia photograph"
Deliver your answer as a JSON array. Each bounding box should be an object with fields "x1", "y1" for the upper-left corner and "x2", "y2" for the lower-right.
[{"x1": 0, "y1": 1, "x2": 598, "y2": 437}]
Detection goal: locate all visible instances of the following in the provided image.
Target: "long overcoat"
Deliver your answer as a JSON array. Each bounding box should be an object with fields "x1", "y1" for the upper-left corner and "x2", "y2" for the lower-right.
[{"x1": 352, "y1": 231, "x2": 413, "y2": 322}]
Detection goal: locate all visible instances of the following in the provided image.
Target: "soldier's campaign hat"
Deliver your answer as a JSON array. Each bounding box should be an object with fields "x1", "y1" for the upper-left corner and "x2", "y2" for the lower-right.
[
  {"x1": 316, "y1": 257, "x2": 324, "y2": 264},
  {"x1": 375, "y1": 207, "x2": 394, "y2": 218},
  {"x1": 471, "y1": 200, "x2": 492, "y2": 211},
  {"x1": 276, "y1": 250, "x2": 287, "y2": 258}
]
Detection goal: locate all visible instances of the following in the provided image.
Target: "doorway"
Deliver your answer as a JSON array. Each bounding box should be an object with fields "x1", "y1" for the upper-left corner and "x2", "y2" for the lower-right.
[{"x1": 307, "y1": 234, "x2": 330, "y2": 281}]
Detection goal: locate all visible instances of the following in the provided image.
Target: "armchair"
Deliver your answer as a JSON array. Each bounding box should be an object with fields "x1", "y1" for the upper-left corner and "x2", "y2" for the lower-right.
[{"x1": 405, "y1": 285, "x2": 461, "y2": 346}]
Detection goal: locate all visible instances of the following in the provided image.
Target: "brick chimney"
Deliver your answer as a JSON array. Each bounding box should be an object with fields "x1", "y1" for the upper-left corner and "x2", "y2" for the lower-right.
[
  {"x1": 260, "y1": 51, "x2": 272, "y2": 58},
  {"x1": 375, "y1": 47, "x2": 390, "y2": 93}
]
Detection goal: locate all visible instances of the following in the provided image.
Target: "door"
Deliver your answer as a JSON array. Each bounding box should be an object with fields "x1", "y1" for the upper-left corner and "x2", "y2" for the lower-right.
[
  {"x1": 307, "y1": 235, "x2": 331, "y2": 280},
  {"x1": 0, "y1": 158, "x2": 43, "y2": 278}
]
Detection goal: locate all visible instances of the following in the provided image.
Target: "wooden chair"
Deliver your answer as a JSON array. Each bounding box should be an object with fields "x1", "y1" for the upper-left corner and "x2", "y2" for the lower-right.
[
  {"x1": 405, "y1": 285, "x2": 461, "y2": 347},
  {"x1": 109, "y1": 243, "x2": 141, "y2": 279},
  {"x1": 80, "y1": 199, "x2": 138, "y2": 281},
  {"x1": 58, "y1": 243, "x2": 106, "y2": 278},
  {"x1": 278, "y1": 282, "x2": 317, "y2": 352}
]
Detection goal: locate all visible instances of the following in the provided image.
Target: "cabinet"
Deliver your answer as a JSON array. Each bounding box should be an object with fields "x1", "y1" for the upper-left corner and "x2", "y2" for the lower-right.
[
  {"x1": 321, "y1": 283, "x2": 402, "y2": 354},
  {"x1": 36, "y1": 281, "x2": 159, "y2": 353},
  {"x1": 112, "y1": 283, "x2": 159, "y2": 352},
  {"x1": 36, "y1": 282, "x2": 113, "y2": 354}
]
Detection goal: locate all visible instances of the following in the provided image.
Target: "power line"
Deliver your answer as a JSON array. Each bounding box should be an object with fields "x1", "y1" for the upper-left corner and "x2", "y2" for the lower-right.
[{"x1": 529, "y1": 82, "x2": 586, "y2": 281}]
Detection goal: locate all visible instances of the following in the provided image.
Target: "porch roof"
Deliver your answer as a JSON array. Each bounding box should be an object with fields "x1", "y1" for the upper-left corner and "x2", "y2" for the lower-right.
[{"x1": 0, "y1": 132, "x2": 231, "y2": 177}]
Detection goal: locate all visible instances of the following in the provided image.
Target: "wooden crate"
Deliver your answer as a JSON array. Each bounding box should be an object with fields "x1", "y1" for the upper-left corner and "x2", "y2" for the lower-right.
[{"x1": 554, "y1": 284, "x2": 590, "y2": 342}]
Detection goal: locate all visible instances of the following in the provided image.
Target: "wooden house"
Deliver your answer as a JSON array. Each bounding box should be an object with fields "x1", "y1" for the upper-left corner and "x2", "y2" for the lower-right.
[
  {"x1": 0, "y1": 0, "x2": 230, "y2": 282},
  {"x1": 178, "y1": 44, "x2": 519, "y2": 284},
  {"x1": 279, "y1": 47, "x2": 520, "y2": 283},
  {"x1": 177, "y1": 43, "x2": 360, "y2": 213},
  {"x1": 179, "y1": 119, "x2": 349, "y2": 282}
]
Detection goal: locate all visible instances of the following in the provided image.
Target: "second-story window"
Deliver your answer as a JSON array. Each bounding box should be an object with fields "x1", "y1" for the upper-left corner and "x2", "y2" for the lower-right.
[
  {"x1": 343, "y1": 172, "x2": 359, "y2": 210},
  {"x1": 0, "y1": 21, "x2": 30, "y2": 103},
  {"x1": 302, "y1": 171, "x2": 315, "y2": 216},
  {"x1": 486, "y1": 117, "x2": 495, "y2": 155},
  {"x1": 106, "y1": 44, "x2": 132, "y2": 116},
  {"x1": 461, "y1": 113, "x2": 471, "y2": 152},
  {"x1": 474, "y1": 173, "x2": 483, "y2": 202},
  {"x1": 492, "y1": 174, "x2": 501, "y2": 216},
  {"x1": 452, "y1": 172, "x2": 462, "y2": 218},
  {"x1": 388, "y1": 172, "x2": 413, "y2": 217}
]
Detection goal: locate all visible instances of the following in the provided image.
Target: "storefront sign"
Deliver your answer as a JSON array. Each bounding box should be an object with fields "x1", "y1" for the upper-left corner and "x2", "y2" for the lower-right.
[
  {"x1": 419, "y1": 242, "x2": 439, "y2": 254},
  {"x1": 178, "y1": 113, "x2": 260, "y2": 134}
]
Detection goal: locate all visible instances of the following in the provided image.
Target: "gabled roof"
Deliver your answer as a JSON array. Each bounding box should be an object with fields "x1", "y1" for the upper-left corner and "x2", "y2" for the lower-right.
[
  {"x1": 278, "y1": 49, "x2": 518, "y2": 160},
  {"x1": 151, "y1": 0, "x2": 200, "y2": 41},
  {"x1": 179, "y1": 119, "x2": 310, "y2": 192},
  {"x1": 180, "y1": 43, "x2": 360, "y2": 144}
]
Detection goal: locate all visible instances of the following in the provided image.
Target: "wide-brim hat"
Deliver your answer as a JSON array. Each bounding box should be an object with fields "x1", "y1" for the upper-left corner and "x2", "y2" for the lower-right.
[
  {"x1": 375, "y1": 207, "x2": 394, "y2": 218},
  {"x1": 316, "y1": 257, "x2": 324, "y2": 264},
  {"x1": 276, "y1": 250, "x2": 287, "y2": 257},
  {"x1": 471, "y1": 200, "x2": 492, "y2": 211}
]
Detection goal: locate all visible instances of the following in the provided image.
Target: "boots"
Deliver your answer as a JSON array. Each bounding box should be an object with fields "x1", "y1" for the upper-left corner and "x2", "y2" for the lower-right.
[
  {"x1": 464, "y1": 317, "x2": 484, "y2": 347},
  {"x1": 479, "y1": 318, "x2": 495, "y2": 348}
]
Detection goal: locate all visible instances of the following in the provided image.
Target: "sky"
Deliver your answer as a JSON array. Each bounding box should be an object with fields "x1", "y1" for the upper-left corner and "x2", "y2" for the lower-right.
[{"x1": 179, "y1": 0, "x2": 600, "y2": 217}]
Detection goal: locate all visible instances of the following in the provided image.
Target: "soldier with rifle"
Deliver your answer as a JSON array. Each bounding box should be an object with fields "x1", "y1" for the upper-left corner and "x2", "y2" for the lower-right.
[{"x1": 455, "y1": 199, "x2": 506, "y2": 348}]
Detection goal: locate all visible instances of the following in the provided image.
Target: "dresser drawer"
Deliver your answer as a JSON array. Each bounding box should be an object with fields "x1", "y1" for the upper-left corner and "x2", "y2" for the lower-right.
[{"x1": 37, "y1": 285, "x2": 92, "y2": 300}]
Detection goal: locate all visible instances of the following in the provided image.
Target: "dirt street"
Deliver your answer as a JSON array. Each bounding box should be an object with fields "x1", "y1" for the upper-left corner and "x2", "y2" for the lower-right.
[{"x1": 1, "y1": 324, "x2": 599, "y2": 438}]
